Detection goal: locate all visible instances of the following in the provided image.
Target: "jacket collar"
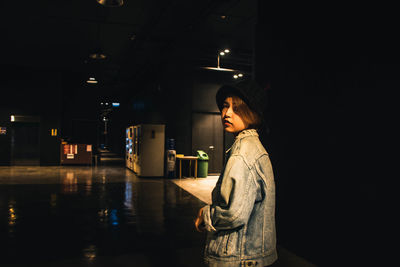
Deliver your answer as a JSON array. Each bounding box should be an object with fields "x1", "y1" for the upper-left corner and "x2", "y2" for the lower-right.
[
  {"x1": 225, "y1": 129, "x2": 258, "y2": 154},
  {"x1": 235, "y1": 129, "x2": 258, "y2": 140}
]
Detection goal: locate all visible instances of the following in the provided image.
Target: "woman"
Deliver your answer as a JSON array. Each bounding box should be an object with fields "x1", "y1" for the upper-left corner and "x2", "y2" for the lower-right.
[{"x1": 195, "y1": 79, "x2": 277, "y2": 267}]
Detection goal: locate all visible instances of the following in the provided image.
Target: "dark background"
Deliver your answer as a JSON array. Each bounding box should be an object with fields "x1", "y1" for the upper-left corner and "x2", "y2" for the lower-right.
[{"x1": 0, "y1": 1, "x2": 390, "y2": 266}]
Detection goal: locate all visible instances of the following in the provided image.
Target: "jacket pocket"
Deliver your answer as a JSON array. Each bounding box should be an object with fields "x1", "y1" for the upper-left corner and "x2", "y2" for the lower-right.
[
  {"x1": 207, "y1": 230, "x2": 239, "y2": 257},
  {"x1": 225, "y1": 230, "x2": 239, "y2": 256}
]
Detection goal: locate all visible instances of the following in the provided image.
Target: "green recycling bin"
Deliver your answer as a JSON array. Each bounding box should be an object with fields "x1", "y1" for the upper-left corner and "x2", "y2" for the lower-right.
[{"x1": 197, "y1": 150, "x2": 209, "y2": 178}]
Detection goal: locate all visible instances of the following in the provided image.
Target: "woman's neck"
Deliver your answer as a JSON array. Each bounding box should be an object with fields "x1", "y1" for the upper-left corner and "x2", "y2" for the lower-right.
[{"x1": 234, "y1": 128, "x2": 248, "y2": 137}]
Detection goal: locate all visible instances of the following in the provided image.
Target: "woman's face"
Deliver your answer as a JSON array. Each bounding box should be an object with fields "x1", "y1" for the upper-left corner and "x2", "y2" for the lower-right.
[{"x1": 221, "y1": 97, "x2": 248, "y2": 134}]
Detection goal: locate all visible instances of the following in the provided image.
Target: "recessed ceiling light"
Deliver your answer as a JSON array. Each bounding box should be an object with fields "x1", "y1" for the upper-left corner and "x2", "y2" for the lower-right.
[
  {"x1": 89, "y1": 53, "x2": 106, "y2": 60},
  {"x1": 97, "y1": 0, "x2": 124, "y2": 7}
]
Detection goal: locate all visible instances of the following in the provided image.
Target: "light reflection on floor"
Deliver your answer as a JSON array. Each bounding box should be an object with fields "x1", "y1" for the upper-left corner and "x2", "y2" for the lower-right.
[
  {"x1": 0, "y1": 166, "x2": 207, "y2": 267},
  {"x1": 0, "y1": 166, "x2": 317, "y2": 267},
  {"x1": 171, "y1": 176, "x2": 219, "y2": 204}
]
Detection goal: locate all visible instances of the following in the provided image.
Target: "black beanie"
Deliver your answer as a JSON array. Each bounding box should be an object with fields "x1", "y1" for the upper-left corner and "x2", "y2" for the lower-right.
[{"x1": 216, "y1": 79, "x2": 267, "y2": 117}]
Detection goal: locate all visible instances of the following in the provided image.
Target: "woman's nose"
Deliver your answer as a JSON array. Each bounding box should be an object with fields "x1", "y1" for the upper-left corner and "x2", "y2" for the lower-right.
[{"x1": 225, "y1": 106, "x2": 233, "y2": 116}]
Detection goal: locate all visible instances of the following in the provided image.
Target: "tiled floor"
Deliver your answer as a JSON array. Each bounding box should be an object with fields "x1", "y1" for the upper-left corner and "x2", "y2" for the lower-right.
[{"x1": 0, "y1": 165, "x2": 316, "y2": 267}]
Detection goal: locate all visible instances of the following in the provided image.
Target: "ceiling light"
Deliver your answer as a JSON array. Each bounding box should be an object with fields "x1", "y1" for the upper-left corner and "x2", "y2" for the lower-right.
[
  {"x1": 96, "y1": 0, "x2": 124, "y2": 7},
  {"x1": 204, "y1": 49, "x2": 235, "y2": 71},
  {"x1": 89, "y1": 53, "x2": 106, "y2": 60},
  {"x1": 86, "y1": 77, "x2": 98, "y2": 84},
  {"x1": 202, "y1": 67, "x2": 235, "y2": 72}
]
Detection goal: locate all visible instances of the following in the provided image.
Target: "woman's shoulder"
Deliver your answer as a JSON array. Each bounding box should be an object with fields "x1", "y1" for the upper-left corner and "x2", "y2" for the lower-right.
[{"x1": 234, "y1": 135, "x2": 268, "y2": 166}]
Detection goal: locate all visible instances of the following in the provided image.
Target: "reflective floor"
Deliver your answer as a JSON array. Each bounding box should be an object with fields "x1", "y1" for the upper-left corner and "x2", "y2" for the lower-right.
[
  {"x1": 0, "y1": 166, "x2": 207, "y2": 267},
  {"x1": 0, "y1": 166, "x2": 317, "y2": 267}
]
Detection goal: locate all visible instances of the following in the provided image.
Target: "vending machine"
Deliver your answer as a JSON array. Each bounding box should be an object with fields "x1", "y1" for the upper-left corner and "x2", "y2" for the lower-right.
[
  {"x1": 129, "y1": 124, "x2": 165, "y2": 177},
  {"x1": 133, "y1": 125, "x2": 138, "y2": 173},
  {"x1": 125, "y1": 126, "x2": 134, "y2": 170}
]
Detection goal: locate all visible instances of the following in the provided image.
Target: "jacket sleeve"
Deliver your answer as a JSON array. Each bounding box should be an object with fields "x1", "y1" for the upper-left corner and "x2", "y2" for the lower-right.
[{"x1": 202, "y1": 155, "x2": 257, "y2": 231}]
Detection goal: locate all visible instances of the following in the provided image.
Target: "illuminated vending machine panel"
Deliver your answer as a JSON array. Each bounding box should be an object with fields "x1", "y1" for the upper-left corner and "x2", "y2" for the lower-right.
[
  {"x1": 134, "y1": 124, "x2": 165, "y2": 177},
  {"x1": 129, "y1": 126, "x2": 134, "y2": 170},
  {"x1": 125, "y1": 128, "x2": 129, "y2": 168},
  {"x1": 125, "y1": 127, "x2": 134, "y2": 170},
  {"x1": 133, "y1": 126, "x2": 138, "y2": 173}
]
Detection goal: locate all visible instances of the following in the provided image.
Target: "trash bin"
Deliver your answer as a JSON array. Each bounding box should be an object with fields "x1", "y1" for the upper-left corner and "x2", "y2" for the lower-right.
[{"x1": 197, "y1": 150, "x2": 209, "y2": 178}]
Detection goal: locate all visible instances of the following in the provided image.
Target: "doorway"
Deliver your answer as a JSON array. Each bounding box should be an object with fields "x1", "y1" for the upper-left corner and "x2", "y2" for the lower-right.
[
  {"x1": 192, "y1": 113, "x2": 223, "y2": 174},
  {"x1": 10, "y1": 122, "x2": 40, "y2": 166}
]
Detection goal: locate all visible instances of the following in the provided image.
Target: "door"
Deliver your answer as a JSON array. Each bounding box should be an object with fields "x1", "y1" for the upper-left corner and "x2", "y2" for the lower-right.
[
  {"x1": 192, "y1": 113, "x2": 223, "y2": 174},
  {"x1": 10, "y1": 122, "x2": 40, "y2": 165}
]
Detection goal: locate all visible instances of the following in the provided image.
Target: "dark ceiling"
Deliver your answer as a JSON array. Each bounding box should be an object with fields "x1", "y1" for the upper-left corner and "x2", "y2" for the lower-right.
[{"x1": 1, "y1": 0, "x2": 257, "y2": 97}]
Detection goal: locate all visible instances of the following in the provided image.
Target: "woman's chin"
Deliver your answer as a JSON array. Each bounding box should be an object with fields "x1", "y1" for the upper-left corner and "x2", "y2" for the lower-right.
[{"x1": 224, "y1": 126, "x2": 235, "y2": 133}]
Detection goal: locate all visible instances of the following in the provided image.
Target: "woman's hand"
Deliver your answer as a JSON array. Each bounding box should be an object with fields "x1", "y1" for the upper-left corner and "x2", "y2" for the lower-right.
[{"x1": 194, "y1": 208, "x2": 205, "y2": 232}]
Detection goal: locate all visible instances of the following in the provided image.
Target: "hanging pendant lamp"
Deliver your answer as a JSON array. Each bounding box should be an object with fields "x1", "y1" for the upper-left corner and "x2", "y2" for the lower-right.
[{"x1": 96, "y1": 0, "x2": 124, "y2": 7}]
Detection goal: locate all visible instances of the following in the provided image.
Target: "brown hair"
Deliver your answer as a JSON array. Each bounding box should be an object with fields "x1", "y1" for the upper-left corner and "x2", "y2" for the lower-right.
[{"x1": 229, "y1": 94, "x2": 262, "y2": 129}]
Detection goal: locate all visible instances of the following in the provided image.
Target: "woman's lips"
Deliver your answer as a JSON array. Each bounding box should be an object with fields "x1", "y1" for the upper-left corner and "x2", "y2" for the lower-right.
[{"x1": 224, "y1": 121, "x2": 232, "y2": 126}]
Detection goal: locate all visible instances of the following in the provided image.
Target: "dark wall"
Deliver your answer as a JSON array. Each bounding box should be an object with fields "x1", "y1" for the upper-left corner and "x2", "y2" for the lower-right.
[
  {"x1": 255, "y1": 2, "x2": 382, "y2": 266},
  {"x1": 0, "y1": 65, "x2": 62, "y2": 165},
  {"x1": 0, "y1": 119, "x2": 11, "y2": 166},
  {"x1": 60, "y1": 73, "x2": 101, "y2": 151},
  {"x1": 39, "y1": 116, "x2": 61, "y2": 165},
  {"x1": 160, "y1": 69, "x2": 193, "y2": 156}
]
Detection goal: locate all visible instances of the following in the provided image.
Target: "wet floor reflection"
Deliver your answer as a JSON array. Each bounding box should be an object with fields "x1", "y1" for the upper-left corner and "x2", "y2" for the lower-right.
[
  {"x1": 0, "y1": 166, "x2": 206, "y2": 266},
  {"x1": 8, "y1": 199, "x2": 17, "y2": 236},
  {"x1": 83, "y1": 244, "x2": 97, "y2": 262},
  {"x1": 62, "y1": 171, "x2": 78, "y2": 194}
]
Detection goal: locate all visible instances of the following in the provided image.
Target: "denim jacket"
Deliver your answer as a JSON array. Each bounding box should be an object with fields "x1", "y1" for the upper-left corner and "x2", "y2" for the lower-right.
[{"x1": 202, "y1": 129, "x2": 277, "y2": 267}]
